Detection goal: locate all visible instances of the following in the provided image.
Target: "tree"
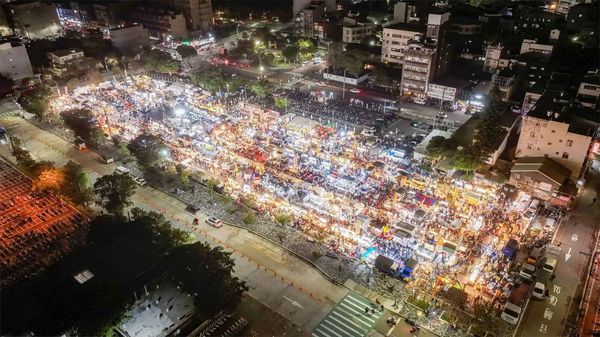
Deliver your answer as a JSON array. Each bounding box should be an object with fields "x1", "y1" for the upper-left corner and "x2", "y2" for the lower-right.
[
  {"x1": 191, "y1": 67, "x2": 226, "y2": 94},
  {"x1": 61, "y1": 160, "x2": 95, "y2": 204},
  {"x1": 127, "y1": 133, "x2": 167, "y2": 168},
  {"x1": 176, "y1": 45, "x2": 198, "y2": 59},
  {"x1": 61, "y1": 109, "x2": 105, "y2": 147},
  {"x1": 327, "y1": 42, "x2": 369, "y2": 77},
  {"x1": 427, "y1": 136, "x2": 449, "y2": 160},
  {"x1": 297, "y1": 38, "x2": 316, "y2": 59},
  {"x1": 274, "y1": 97, "x2": 290, "y2": 110},
  {"x1": 33, "y1": 167, "x2": 64, "y2": 192},
  {"x1": 370, "y1": 67, "x2": 395, "y2": 88},
  {"x1": 17, "y1": 86, "x2": 53, "y2": 121},
  {"x1": 282, "y1": 45, "x2": 299, "y2": 63},
  {"x1": 94, "y1": 173, "x2": 136, "y2": 216},
  {"x1": 143, "y1": 49, "x2": 180, "y2": 74},
  {"x1": 163, "y1": 242, "x2": 249, "y2": 315},
  {"x1": 0, "y1": 74, "x2": 14, "y2": 98},
  {"x1": 249, "y1": 79, "x2": 272, "y2": 98},
  {"x1": 453, "y1": 146, "x2": 483, "y2": 172}
]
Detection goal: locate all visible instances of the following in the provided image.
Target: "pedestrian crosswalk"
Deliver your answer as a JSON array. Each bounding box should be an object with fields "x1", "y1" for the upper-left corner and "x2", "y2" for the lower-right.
[{"x1": 312, "y1": 292, "x2": 383, "y2": 337}]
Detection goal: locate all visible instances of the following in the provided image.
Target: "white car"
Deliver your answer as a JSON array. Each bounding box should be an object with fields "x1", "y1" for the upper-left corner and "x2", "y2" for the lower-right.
[
  {"x1": 532, "y1": 282, "x2": 546, "y2": 299},
  {"x1": 542, "y1": 257, "x2": 557, "y2": 273},
  {"x1": 205, "y1": 216, "x2": 223, "y2": 228},
  {"x1": 519, "y1": 262, "x2": 536, "y2": 280},
  {"x1": 132, "y1": 176, "x2": 147, "y2": 186},
  {"x1": 349, "y1": 88, "x2": 361, "y2": 94},
  {"x1": 315, "y1": 81, "x2": 326, "y2": 87},
  {"x1": 412, "y1": 98, "x2": 426, "y2": 105}
]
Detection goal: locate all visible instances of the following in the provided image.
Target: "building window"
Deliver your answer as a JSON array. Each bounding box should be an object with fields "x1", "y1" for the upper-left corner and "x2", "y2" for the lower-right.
[
  {"x1": 548, "y1": 142, "x2": 552, "y2": 146},
  {"x1": 555, "y1": 152, "x2": 559, "y2": 155},
  {"x1": 566, "y1": 140, "x2": 573, "y2": 147},
  {"x1": 559, "y1": 140, "x2": 562, "y2": 143},
  {"x1": 562, "y1": 152, "x2": 569, "y2": 159},
  {"x1": 527, "y1": 144, "x2": 532, "y2": 149},
  {"x1": 544, "y1": 154, "x2": 548, "y2": 157},
  {"x1": 530, "y1": 132, "x2": 536, "y2": 138},
  {"x1": 551, "y1": 130, "x2": 555, "y2": 133}
]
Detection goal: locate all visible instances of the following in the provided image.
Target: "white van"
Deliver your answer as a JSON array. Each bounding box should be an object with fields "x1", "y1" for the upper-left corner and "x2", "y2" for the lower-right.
[
  {"x1": 532, "y1": 282, "x2": 546, "y2": 299},
  {"x1": 543, "y1": 257, "x2": 558, "y2": 273},
  {"x1": 115, "y1": 166, "x2": 130, "y2": 175},
  {"x1": 501, "y1": 302, "x2": 522, "y2": 325}
]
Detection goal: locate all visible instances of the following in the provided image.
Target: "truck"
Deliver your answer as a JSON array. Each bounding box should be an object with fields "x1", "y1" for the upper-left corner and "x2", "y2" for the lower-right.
[
  {"x1": 542, "y1": 244, "x2": 561, "y2": 273},
  {"x1": 501, "y1": 281, "x2": 531, "y2": 325},
  {"x1": 374, "y1": 255, "x2": 417, "y2": 280},
  {"x1": 503, "y1": 238, "x2": 519, "y2": 260}
]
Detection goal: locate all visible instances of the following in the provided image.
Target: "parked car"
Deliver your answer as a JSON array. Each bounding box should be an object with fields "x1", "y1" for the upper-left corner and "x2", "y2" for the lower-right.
[
  {"x1": 132, "y1": 176, "x2": 147, "y2": 186},
  {"x1": 519, "y1": 262, "x2": 537, "y2": 280},
  {"x1": 100, "y1": 155, "x2": 114, "y2": 164},
  {"x1": 185, "y1": 205, "x2": 200, "y2": 214},
  {"x1": 115, "y1": 166, "x2": 130, "y2": 175},
  {"x1": 349, "y1": 88, "x2": 361, "y2": 94},
  {"x1": 532, "y1": 281, "x2": 546, "y2": 299},
  {"x1": 205, "y1": 216, "x2": 223, "y2": 228},
  {"x1": 315, "y1": 81, "x2": 326, "y2": 87}
]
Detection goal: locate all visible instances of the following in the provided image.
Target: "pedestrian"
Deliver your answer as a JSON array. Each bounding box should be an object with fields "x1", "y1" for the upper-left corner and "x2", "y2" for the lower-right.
[
  {"x1": 380, "y1": 304, "x2": 384, "y2": 311},
  {"x1": 365, "y1": 306, "x2": 369, "y2": 315}
]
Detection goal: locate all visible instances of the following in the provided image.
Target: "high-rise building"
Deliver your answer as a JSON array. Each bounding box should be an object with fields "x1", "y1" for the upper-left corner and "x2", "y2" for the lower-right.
[
  {"x1": 0, "y1": 42, "x2": 33, "y2": 80},
  {"x1": 130, "y1": 6, "x2": 188, "y2": 40},
  {"x1": 293, "y1": 0, "x2": 335, "y2": 16},
  {"x1": 110, "y1": 25, "x2": 150, "y2": 54},
  {"x1": 381, "y1": 23, "x2": 426, "y2": 67},
  {"x1": 6, "y1": 1, "x2": 62, "y2": 39},
  {"x1": 400, "y1": 36, "x2": 436, "y2": 97},
  {"x1": 167, "y1": 0, "x2": 213, "y2": 34},
  {"x1": 342, "y1": 17, "x2": 374, "y2": 43}
]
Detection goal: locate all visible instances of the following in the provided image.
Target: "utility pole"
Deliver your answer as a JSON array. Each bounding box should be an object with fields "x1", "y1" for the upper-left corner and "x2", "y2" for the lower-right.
[{"x1": 342, "y1": 69, "x2": 349, "y2": 99}]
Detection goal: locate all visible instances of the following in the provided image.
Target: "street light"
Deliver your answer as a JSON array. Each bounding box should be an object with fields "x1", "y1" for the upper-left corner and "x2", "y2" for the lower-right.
[{"x1": 259, "y1": 66, "x2": 265, "y2": 79}]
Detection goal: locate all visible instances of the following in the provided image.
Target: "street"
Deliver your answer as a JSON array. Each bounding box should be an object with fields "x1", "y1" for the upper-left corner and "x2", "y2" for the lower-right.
[{"x1": 515, "y1": 158, "x2": 600, "y2": 337}]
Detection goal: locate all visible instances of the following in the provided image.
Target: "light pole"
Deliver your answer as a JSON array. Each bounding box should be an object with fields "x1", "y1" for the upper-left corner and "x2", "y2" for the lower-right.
[
  {"x1": 342, "y1": 69, "x2": 349, "y2": 100},
  {"x1": 255, "y1": 40, "x2": 262, "y2": 69},
  {"x1": 259, "y1": 66, "x2": 264, "y2": 79}
]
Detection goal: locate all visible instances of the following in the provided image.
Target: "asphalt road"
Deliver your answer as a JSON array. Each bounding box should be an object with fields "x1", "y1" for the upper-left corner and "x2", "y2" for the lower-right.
[{"x1": 515, "y1": 158, "x2": 600, "y2": 337}]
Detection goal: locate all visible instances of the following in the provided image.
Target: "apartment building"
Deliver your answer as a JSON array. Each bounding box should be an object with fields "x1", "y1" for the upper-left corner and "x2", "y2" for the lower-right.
[
  {"x1": 0, "y1": 42, "x2": 33, "y2": 80},
  {"x1": 130, "y1": 7, "x2": 188, "y2": 40},
  {"x1": 48, "y1": 49, "x2": 85, "y2": 65},
  {"x1": 515, "y1": 94, "x2": 599, "y2": 178},
  {"x1": 400, "y1": 37, "x2": 436, "y2": 97},
  {"x1": 342, "y1": 17, "x2": 374, "y2": 43},
  {"x1": 381, "y1": 23, "x2": 425, "y2": 67},
  {"x1": 110, "y1": 25, "x2": 150, "y2": 54},
  {"x1": 576, "y1": 72, "x2": 600, "y2": 109},
  {"x1": 167, "y1": 0, "x2": 212, "y2": 33},
  {"x1": 483, "y1": 44, "x2": 511, "y2": 73}
]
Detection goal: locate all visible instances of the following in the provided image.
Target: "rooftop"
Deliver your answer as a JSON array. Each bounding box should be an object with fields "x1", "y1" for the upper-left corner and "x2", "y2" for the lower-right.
[
  {"x1": 384, "y1": 22, "x2": 426, "y2": 33},
  {"x1": 50, "y1": 48, "x2": 83, "y2": 57},
  {"x1": 511, "y1": 157, "x2": 571, "y2": 185},
  {"x1": 528, "y1": 94, "x2": 600, "y2": 136}
]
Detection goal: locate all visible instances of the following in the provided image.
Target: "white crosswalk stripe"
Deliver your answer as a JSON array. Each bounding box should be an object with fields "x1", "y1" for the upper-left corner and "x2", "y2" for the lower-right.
[{"x1": 313, "y1": 292, "x2": 383, "y2": 337}]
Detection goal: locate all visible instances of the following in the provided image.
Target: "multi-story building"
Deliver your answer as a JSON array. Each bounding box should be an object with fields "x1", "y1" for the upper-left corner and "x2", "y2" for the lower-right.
[
  {"x1": 400, "y1": 36, "x2": 436, "y2": 97},
  {"x1": 6, "y1": 1, "x2": 62, "y2": 39},
  {"x1": 515, "y1": 94, "x2": 599, "y2": 179},
  {"x1": 297, "y1": 1, "x2": 325, "y2": 37},
  {"x1": 166, "y1": 0, "x2": 212, "y2": 34},
  {"x1": 520, "y1": 39, "x2": 554, "y2": 56},
  {"x1": 56, "y1": 1, "x2": 90, "y2": 25},
  {"x1": 0, "y1": 42, "x2": 33, "y2": 80},
  {"x1": 393, "y1": 1, "x2": 425, "y2": 24},
  {"x1": 110, "y1": 25, "x2": 150, "y2": 54},
  {"x1": 509, "y1": 157, "x2": 572, "y2": 201},
  {"x1": 548, "y1": 0, "x2": 586, "y2": 15},
  {"x1": 576, "y1": 72, "x2": 600, "y2": 109},
  {"x1": 483, "y1": 44, "x2": 511, "y2": 73},
  {"x1": 130, "y1": 6, "x2": 188, "y2": 40},
  {"x1": 48, "y1": 48, "x2": 85, "y2": 65},
  {"x1": 93, "y1": 2, "x2": 122, "y2": 27},
  {"x1": 293, "y1": 0, "x2": 335, "y2": 16},
  {"x1": 513, "y1": 5, "x2": 563, "y2": 41},
  {"x1": 342, "y1": 17, "x2": 374, "y2": 43},
  {"x1": 381, "y1": 23, "x2": 425, "y2": 67},
  {"x1": 491, "y1": 67, "x2": 519, "y2": 101}
]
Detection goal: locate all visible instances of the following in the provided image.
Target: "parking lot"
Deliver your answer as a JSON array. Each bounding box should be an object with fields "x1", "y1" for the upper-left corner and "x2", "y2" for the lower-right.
[{"x1": 0, "y1": 159, "x2": 88, "y2": 287}]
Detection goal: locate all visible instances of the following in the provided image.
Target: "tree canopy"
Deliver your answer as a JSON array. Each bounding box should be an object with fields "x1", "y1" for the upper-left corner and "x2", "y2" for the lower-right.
[
  {"x1": 327, "y1": 42, "x2": 369, "y2": 76},
  {"x1": 127, "y1": 132, "x2": 168, "y2": 168},
  {"x1": 176, "y1": 44, "x2": 198, "y2": 59},
  {"x1": 61, "y1": 109, "x2": 105, "y2": 147},
  {"x1": 93, "y1": 173, "x2": 137, "y2": 216},
  {"x1": 249, "y1": 79, "x2": 273, "y2": 98},
  {"x1": 143, "y1": 49, "x2": 180, "y2": 74},
  {"x1": 163, "y1": 242, "x2": 248, "y2": 315},
  {"x1": 17, "y1": 86, "x2": 53, "y2": 120}
]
